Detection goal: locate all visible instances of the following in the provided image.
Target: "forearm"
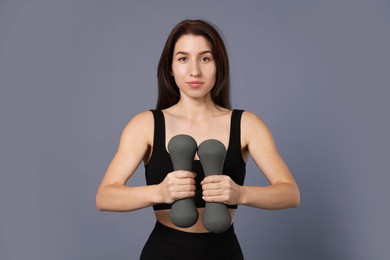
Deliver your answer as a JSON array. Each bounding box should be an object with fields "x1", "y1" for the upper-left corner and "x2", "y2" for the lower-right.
[
  {"x1": 239, "y1": 182, "x2": 300, "y2": 210},
  {"x1": 96, "y1": 183, "x2": 160, "y2": 212}
]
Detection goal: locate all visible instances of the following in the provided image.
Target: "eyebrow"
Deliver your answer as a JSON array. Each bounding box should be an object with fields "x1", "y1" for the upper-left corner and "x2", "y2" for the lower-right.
[{"x1": 175, "y1": 50, "x2": 213, "y2": 56}]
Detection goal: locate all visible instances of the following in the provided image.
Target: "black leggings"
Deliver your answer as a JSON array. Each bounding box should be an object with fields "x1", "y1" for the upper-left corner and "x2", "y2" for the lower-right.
[{"x1": 140, "y1": 221, "x2": 244, "y2": 260}]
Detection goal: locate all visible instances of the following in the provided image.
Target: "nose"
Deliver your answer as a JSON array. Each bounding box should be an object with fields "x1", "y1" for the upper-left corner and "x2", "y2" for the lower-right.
[{"x1": 190, "y1": 60, "x2": 201, "y2": 77}]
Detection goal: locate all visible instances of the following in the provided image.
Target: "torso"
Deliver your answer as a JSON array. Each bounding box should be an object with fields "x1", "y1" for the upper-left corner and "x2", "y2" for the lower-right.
[
  {"x1": 154, "y1": 208, "x2": 237, "y2": 233},
  {"x1": 144, "y1": 107, "x2": 248, "y2": 233}
]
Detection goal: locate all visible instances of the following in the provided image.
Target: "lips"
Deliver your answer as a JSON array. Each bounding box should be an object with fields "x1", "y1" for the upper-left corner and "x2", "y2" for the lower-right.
[{"x1": 186, "y1": 81, "x2": 204, "y2": 88}]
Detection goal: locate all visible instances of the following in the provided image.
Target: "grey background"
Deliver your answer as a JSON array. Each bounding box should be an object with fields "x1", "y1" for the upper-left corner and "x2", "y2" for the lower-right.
[{"x1": 1, "y1": 0, "x2": 389, "y2": 259}]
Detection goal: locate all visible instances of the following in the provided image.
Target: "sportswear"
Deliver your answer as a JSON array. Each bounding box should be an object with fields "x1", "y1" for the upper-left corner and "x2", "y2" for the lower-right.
[
  {"x1": 140, "y1": 221, "x2": 244, "y2": 260},
  {"x1": 145, "y1": 109, "x2": 246, "y2": 210}
]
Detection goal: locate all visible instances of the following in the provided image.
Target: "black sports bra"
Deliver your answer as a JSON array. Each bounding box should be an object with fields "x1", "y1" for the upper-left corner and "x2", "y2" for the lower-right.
[{"x1": 145, "y1": 109, "x2": 246, "y2": 210}]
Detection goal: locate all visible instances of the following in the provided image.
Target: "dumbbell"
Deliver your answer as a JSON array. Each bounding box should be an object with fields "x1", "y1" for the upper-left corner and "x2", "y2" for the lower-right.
[
  {"x1": 198, "y1": 139, "x2": 232, "y2": 233},
  {"x1": 167, "y1": 134, "x2": 199, "y2": 228}
]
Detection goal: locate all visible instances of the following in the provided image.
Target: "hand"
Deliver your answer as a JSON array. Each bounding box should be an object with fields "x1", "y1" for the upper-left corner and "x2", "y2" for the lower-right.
[
  {"x1": 157, "y1": 171, "x2": 196, "y2": 204},
  {"x1": 201, "y1": 175, "x2": 242, "y2": 205}
]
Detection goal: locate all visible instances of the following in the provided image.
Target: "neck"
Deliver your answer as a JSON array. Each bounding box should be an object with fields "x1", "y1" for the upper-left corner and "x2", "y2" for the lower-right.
[{"x1": 174, "y1": 95, "x2": 219, "y2": 120}]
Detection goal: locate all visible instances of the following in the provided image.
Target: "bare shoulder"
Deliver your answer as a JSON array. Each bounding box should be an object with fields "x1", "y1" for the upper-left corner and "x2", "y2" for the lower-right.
[
  {"x1": 241, "y1": 111, "x2": 270, "y2": 133},
  {"x1": 120, "y1": 111, "x2": 154, "y2": 145},
  {"x1": 241, "y1": 111, "x2": 274, "y2": 146},
  {"x1": 124, "y1": 111, "x2": 153, "y2": 130}
]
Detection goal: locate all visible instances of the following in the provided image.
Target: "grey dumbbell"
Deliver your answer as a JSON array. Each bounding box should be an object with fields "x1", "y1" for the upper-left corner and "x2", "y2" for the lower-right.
[
  {"x1": 198, "y1": 139, "x2": 232, "y2": 233},
  {"x1": 167, "y1": 134, "x2": 199, "y2": 228}
]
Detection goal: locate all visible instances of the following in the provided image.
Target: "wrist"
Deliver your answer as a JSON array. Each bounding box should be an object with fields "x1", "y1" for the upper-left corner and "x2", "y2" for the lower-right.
[
  {"x1": 150, "y1": 185, "x2": 163, "y2": 205},
  {"x1": 238, "y1": 185, "x2": 247, "y2": 205}
]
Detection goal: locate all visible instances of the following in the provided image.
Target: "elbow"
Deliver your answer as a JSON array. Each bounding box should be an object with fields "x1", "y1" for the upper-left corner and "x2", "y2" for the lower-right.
[
  {"x1": 291, "y1": 196, "x2": 300, "y2": 208},
  {"x1": 95, "y1": 190, "x2": 106, "y2": 212},
  {"x1": 290, "y1": 185, "x2": 301, "y2": 208},
  {"x1": 96, "y1": 183, "x2": 123, "y2": 212}
]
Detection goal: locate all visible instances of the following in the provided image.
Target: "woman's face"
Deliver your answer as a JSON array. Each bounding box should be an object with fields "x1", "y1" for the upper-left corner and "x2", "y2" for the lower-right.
[{"x1": 171, "y1": 34, "x2": 216, "y2": 101}]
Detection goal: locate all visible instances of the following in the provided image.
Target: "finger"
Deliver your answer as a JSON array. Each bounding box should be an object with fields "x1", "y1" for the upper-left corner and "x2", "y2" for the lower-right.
[
  {"x1": 174, "y1": 190, "x2": 196, "y2": 199},
  {"x1": 202, "y1": 189, "x2": 222, "y2": 197},
  {"x1": 168, "y1": 186, "x2": 196, "y2": 200},
  {"x1": 202, "y1": 194, "x2": 228, "y2": 204},
  {"x1": 175, "y1": 185, "x2": 196, "y2": 192},
  {"x1": 201, "y1": 175, "x2": 226, "y2": 184},
  {"x1": 181, "y1": 191, "x2": 196, "y2": 199},
  {"x1": 173, "y1": 170, "x2": 196, "y2": 178},
  {"x1": 175, "y1": 178, "x2": 196, "y2": 185},
  {"x1": 201, "y1": 183, "x2": 221, "y2": 191}
]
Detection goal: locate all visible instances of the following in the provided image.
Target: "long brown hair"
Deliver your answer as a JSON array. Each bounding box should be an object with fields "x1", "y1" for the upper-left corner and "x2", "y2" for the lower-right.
[{"x1": 156, "y1": 19, "x2": 231, "y2": 110}]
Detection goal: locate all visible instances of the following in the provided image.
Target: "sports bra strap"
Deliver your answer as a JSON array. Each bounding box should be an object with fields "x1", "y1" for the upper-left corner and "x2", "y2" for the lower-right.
[
  {"x1": 150, "y1": 110, "x2": 165, "y2": 153},
  {"x1": 229, "y1": 109, "x2": 245, "y2": 156}
]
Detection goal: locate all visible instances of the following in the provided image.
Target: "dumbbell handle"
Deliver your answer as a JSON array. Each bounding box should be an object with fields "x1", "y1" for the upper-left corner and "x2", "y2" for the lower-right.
[
  {"x1": 167, "y1": 134, "x2": 199, "y2": 228},
  {"x1": 198, "y1": 139, "x2": 232, "y2": 233}
]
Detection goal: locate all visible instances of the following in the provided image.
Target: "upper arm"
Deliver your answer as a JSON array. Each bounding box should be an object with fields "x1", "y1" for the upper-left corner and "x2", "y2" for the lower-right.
[
  {"x1": 98, "y1": 111, "x2": 153, "y2": 187},
  {"x1": 242, "y1": 111, "x2": 296, "y2": 185}
]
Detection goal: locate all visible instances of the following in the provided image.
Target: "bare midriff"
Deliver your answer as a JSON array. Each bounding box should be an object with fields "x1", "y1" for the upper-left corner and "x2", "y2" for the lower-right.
[{"x1": 154, "y1": 208, "x2": 236, "y2": 233}]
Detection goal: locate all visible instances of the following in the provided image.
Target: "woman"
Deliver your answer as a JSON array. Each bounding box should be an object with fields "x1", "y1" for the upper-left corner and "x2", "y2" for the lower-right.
[{"x1": 96, "y1": 19, "x2": 300, "y2": 260}]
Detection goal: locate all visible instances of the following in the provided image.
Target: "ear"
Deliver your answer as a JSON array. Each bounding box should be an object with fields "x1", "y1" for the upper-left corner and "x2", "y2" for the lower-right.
[{"x1": 170, "y1": 71, "x2": 174, "y2": 77}]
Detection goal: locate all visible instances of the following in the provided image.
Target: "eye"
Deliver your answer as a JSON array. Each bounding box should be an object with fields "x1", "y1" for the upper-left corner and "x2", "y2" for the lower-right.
[
  {"x1": 199, "y1": 57, "x2": 211, "y2": 62},
  {"x1": 178, "y1": 57, "x2": 188, "y2": 62}
]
